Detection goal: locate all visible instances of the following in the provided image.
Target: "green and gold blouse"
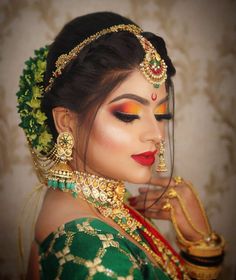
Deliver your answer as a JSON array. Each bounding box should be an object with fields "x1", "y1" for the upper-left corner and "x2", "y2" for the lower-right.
[{"x1": 39, "y1": 218, "x2": 171, "y2": 279}]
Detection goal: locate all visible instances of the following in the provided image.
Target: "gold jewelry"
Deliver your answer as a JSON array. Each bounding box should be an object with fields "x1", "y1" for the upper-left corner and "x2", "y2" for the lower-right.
[
  {"x1": 174, "y1": 176, "x2": 183, "y2": 186},
  {"x1": 176, "y1": 232, "x2": 225, "y2": 258},
  {"x1": 162, "y1": 178, "x2": 225, "y2": 258},
  {"x1": 45, "y1": 24, "x2": 167, "y2": 92},
  {"x1": 47, "y1": 132, "x2": 77, "y2": 190},
  {"x1": 138, "y1": 35, "x2": 167, "y2": 88},
  {"x1": 167, "y1": 188, "x2": 207, "y2": 237},
  {"x1": 48, "y1": 171, "x2": 188, "y2": 279},
  {"x1": 183, "y1": 258, "x2": 223, "y2": 280},
  {"x1": 156, "y1": 140, "x2": 167, "y2": 172}
]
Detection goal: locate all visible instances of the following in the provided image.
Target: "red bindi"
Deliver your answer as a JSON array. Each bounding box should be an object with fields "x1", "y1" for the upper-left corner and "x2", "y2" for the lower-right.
[{"x1": 151, "y1": 92, "x2": 157, "y2": 101}]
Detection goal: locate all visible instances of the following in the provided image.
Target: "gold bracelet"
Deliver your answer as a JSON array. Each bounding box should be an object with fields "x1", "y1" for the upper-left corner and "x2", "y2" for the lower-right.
[
  {"x1": 183, "y1": 258, "x2": 223, "y2": 280},
  {"x1": 174, "y1": 176, "x2": 212, "y2": 234},
  {"x1": 162, "y1": 177, "x2": 225, "y2": 258},
  {"x1": 167, "y1": 188, "x2": 207, "y2": 237},
  {"x1": 177, "y1": 233, "x2": 225, "y2": 258}
]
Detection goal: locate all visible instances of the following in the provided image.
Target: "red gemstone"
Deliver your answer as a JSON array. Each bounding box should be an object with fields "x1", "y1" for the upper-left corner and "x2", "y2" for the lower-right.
[
  {"x1": 151, "y1": 92, "x2": 157, "y2": 101},
  {"x1": 151, "y1": 67, "x2": 162, "y2": 75}
]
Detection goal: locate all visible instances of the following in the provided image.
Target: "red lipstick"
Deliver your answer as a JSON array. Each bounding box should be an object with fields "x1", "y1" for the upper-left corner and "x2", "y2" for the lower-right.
[{"x1": 131, "y1": 150, "x2": 157, "y2": 166}]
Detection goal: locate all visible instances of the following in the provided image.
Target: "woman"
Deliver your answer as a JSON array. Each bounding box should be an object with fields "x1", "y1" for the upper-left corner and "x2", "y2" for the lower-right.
[{"x1": 17, "y1": 12, "x2": 224, "y2": 279}]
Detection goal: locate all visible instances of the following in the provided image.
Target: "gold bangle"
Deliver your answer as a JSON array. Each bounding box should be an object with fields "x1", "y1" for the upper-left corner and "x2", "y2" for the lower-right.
[
  {"x1": 177, "y1": 233, "x2": 225, "y2": 258},
  {"x1": 183, "y1": 258, "x2": 222, "y2": 280}
]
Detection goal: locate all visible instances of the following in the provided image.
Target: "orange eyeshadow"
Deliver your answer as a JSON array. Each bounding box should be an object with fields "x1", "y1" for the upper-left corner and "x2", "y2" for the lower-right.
[
  {"x1": 155, "y1": 102, "x2": 168, "y2": 114},
  {"x1": 110, "y1": 102, "x2": 141, "y2": 114}
]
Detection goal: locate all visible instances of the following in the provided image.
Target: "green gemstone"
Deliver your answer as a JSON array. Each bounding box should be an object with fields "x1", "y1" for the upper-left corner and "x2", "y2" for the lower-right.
[
  {"x1": 72, "y1": 192, "x2": 78, "y2": 198},
  {"x1": 121, "y1": 217, "x2": 127, "y2": 223},
  {"x1": 48, "y1": 179, "x2": 53, "y2": 187},
  {"x1": 66, "y1": 182, "x2": 72, "y2": 189},
  {"x1": 154, "y1": 84, "x2": 160, "y2": 88},
  {"x1": 58, "y1": 181, "x2": 65, "y2": 189},
  {"x1": 52, "y1": 180, "x2": 58, "y2": 188}
]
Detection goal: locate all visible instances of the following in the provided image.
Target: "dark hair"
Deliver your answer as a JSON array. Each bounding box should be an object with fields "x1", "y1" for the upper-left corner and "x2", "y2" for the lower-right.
[{"x1": 41, "y1": 11, "x2": 176, "y2": 166}]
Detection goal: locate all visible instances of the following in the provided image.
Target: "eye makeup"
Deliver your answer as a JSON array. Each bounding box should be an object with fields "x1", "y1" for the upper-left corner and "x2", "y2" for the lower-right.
[
  {"x1": 155, "y1": 102, "x2": 168, "y2": 115},
  {"x1": 110, "y1": 101, "x2": 141, "y2": 123},
  {"x1": 110, "y1": 101, "x2": 142, "y2": 115},
  {"x1": 154, "y1": 101, "x2": 173, "y2": 121},
  {"x1": 109, "y1": 99, "x2": 172, "y2": 123}
]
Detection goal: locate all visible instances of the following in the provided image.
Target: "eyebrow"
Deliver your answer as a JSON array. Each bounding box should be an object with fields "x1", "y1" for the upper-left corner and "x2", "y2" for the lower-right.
[
  {"x1": 157, "y1": 95, "x2": 169, "y2": 106},
  {"x1": 109, "y1": 93, "x2": 169, "y2": 106},
  {"x1": 109, "y1": 93, "x2": 149, "y2": 105}
]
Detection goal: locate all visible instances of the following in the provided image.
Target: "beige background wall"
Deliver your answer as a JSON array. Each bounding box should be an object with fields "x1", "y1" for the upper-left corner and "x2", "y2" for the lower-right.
[{"x1": 0, "y1": 0, "x2": 235, "y2": 279}]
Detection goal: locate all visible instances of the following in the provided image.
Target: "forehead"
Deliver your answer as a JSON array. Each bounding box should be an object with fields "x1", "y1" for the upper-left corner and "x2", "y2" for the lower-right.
[{"x1": 105, "y1": 69, "x2": 167, "y2": 104}]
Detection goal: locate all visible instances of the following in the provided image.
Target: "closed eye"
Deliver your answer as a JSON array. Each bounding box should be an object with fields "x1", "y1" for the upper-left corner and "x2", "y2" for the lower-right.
[
  {"x1": 155, "y1": 113, "x2": 173, "y2": 121},
  {"x1": 113, "y1": 111, "x2": 140, "y2": 123}
]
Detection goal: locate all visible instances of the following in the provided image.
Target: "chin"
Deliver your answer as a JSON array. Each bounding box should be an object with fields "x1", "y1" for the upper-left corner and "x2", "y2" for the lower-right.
[{"x1": 125, "y1": 167, "x2": 152, "y2": 184}]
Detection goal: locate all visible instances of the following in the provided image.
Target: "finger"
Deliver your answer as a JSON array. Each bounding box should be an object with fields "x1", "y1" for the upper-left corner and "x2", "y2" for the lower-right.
[
  {"x1": 133, "y1": 199, "x2": 165, "y2": 211},
  {"x1": 137, "y1": 189, "x2": 166, "y2": 201},
  {"x1": 138, "y1": 209, "x2": 170, "y2": 220},
  {"x1": 150, "y1": 176, "x2": 176, "y2": 188},
  {"x1": 138, "y1": 187, "x2": 149, "y2": 193},
  {"x1": 128, "y1": 188, "x2": 167, "y2": 206}
]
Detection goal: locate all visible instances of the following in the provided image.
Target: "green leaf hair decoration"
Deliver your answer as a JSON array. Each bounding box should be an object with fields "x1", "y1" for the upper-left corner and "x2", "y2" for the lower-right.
[{"x1": 16, "y1": 46, "x2": 54, "y2": 154}]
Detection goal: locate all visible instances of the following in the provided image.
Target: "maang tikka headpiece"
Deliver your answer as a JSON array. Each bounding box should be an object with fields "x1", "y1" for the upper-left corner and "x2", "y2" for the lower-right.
[
  {"x1": 45, "y1": 24, "x2": 167, "y2": 92},
  {"x1": 17, "y1": 24, "x2": 168, "y2": 184}
]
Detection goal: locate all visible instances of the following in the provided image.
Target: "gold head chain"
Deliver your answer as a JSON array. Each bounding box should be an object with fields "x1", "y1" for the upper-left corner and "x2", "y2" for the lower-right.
[{"x1": 45, "y1": 24, "x2": 167, "y2": 93}]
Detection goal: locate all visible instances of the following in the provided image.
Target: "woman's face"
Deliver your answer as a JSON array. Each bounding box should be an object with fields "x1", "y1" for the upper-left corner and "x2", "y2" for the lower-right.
[{"x1": 76, "y1": 69, "x2": 171, "y2": 183}]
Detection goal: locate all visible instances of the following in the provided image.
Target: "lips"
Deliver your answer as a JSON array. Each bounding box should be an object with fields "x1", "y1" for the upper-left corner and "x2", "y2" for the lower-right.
[{"x1": 131, "y1": 150, "x2": 157, "y2": 166}]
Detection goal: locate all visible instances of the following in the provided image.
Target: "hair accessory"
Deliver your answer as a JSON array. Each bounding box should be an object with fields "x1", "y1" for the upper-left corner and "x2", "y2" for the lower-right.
[
  {"x1": 138, "y1": 35, "x2": 167, "y2": 88},
  {"x1": 45, "y1": 24, "x2": 167, "y2": 92},
  {"x1": 156, "y1": 140, "x2": 167, "y2": 172},
  {"x1": 16, "y1": 46, "x2": 53, "y2": 154},
  {"x1": 47, "y1": 132, "x2": 76, "y2": 191}
]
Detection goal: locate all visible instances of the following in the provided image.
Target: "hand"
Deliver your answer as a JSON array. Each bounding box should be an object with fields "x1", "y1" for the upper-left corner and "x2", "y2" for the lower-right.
[{"x1": 128, "y1": 176, "x2": 211, "y2": 242}]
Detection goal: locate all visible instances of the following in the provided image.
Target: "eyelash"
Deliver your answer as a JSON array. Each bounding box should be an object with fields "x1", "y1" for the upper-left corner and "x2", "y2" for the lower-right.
[
  {"x1": 113, "y1": 112, "x2": 173, "y2": 123},
  {"x1": 155, "y1": 113, "x2": 173, "y2": 121},
  {"x1": 113, "y1": 112, "x2": 140, "y2": 123}
]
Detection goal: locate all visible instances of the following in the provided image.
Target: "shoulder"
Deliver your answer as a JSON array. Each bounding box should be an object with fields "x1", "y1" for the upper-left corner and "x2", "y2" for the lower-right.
[
  {"x1": 39, "y1": 217, "x2": 144, "y2": 279},
  {"x1": 35, "y1": 189, "x2": 98, "y2": 243}
]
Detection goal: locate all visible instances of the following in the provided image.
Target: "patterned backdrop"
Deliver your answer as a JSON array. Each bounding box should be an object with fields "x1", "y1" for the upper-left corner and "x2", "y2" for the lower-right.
[{"x1": 0, "y1": 0, "x2": 235, "y2": 279}]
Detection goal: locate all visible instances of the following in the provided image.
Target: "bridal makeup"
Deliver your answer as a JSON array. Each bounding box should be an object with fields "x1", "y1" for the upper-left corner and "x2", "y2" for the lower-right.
[
  {"x1": 79, "y1": 70, "x2": 170, "y2": 183},
  {"x1": 109, "y1": 96, "x2": 171, "y2": 124}
]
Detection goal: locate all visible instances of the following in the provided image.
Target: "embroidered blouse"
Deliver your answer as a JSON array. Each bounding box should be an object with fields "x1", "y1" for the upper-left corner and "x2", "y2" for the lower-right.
[{"x1": 39, "y1": 217, "x2": 171, "y2": 280}]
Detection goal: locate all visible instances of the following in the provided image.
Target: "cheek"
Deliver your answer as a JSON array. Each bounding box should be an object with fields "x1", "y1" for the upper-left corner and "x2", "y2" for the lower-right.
[{"x1": 91, "y1": 120, "x2": 132, "y2": 151}]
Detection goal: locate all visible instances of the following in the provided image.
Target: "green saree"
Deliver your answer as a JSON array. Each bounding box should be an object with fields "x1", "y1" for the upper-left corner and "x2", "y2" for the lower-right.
[{"x1": 39, "y1": 217, "x2": 171, "y2": 279}]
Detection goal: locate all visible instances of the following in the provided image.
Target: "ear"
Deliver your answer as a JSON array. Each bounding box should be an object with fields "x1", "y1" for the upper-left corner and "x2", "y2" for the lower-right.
[{"x1": 52, "y1": 107, "x2": 77, "y2": 134}]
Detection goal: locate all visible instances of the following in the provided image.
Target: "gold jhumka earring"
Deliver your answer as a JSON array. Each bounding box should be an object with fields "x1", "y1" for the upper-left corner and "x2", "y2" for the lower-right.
[
  {"x1": 156, "y1": 140, "x2": 167, "y2": 172},
  {"x1": 47, "y1": 132, "x2": 77, "y2": 191}
]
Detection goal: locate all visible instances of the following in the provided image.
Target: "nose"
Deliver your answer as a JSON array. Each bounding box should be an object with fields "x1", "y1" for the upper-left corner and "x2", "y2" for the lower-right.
[{"x1": 139, "y1": 116, "x2": 165, "y2": 145}]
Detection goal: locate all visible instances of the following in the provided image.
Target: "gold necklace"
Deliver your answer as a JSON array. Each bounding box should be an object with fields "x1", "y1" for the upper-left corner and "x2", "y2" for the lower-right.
[
  {"x1": 49, "y1": 171, "x2": 189, "y2": 279},
  {"x1": 74, "y1": 171, "x2": 143, "y2": 241}
]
